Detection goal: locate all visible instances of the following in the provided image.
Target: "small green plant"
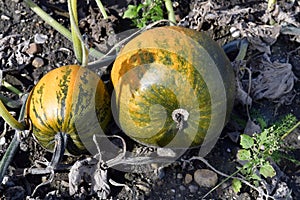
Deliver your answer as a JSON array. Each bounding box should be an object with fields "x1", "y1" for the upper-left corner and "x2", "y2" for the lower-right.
[
  {"x1": 233, "y1": 114, "x2": 299, "y2": 193},
  {"x1": 123, "y1": 0, "x2": 165, "y2": 28},
  {"x1": 250, "y1": 109, "x2": 268, "y2": 130}
]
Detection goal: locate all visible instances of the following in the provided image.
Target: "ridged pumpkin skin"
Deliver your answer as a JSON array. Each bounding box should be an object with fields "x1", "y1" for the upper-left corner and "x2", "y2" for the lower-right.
[
  {"x1": 26, "y1": 65, "x2": 111, "y2": 155},
  {"x1": 111, "y1": 26, "x2": 235, "y2": 149}
]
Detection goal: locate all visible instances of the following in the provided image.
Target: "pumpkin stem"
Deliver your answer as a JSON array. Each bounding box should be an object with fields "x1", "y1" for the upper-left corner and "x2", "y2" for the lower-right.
[
  {"x1": 172, "y1": 108, "x2": 189, "y2": 131},
  {"x1": 50, "y1": 132, "x2": 68, "y2": 168}
]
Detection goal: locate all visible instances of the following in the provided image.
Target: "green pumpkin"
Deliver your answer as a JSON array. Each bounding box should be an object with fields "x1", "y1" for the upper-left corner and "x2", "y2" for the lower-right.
[
  {"x1": 26, "y1": 65, "x2": 111, "y2": 155},
  {"x1": 111, "y1": 26, "x2": 235, "y2": 149}
]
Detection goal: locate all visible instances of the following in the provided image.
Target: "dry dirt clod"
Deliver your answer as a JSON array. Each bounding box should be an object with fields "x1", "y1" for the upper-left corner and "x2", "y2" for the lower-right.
[
  {"x1": 32, "y1": 57, "x2": 44, "y2": 68},
  {"x1": 26, "y1": 43, "x2": 42, "y2": 55},
  {"x1": 188, "y1": 184, "x2": 198, "y2": 193},
  {"x1": 194, "y1": 169, "x2": 218, "y2": 188},
  {"x1": 177, "y1": 173, "x2": 183, "y2": 179},
  {"x1": 34, "y1": 33, "x2": 48, "y2": 44},
  {"x1": 184, "y1": 173, "x2": 193, "y2": 184}
]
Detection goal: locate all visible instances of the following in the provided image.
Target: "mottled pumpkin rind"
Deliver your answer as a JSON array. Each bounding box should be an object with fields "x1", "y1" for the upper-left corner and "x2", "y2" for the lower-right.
[
  {"x1": 26, "y1": 65, "x2": 111, "y2": 155},
  {"x1": 111, "y1": 26, "x2": 235, "y2": 148}
]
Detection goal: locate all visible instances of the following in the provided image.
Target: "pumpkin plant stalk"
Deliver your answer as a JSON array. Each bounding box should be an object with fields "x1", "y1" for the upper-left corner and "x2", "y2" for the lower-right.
[
  {"x1": 0, "y1": 132, "x2": 21, "y2": 183},
  {"x1": 0, "y1": 98, "x2": 27, "y2": 183},
  {"x1": 0, "y1": 94, "x2": 22, "y2": 108},
  {"x1": 95, "y1": 0, "x2": 108, "y2": 19},
  {"x1": 235, "y1": 38, "x2": 249, "y2": 61},
  {"x1": 1, "y1": 80, "x2": 22, "y2": 97},
  {"x1": 0, "y1": 80, "x2": 24, "y2": 108},
  {"x1": 23, "y1": 0, "x2": 104, "y2": 60},
  {"x1": 68, "y1": 0, "x2": 89, "y2": 66},
  {"x1": 24, "y1": 0, "x2": 72, "y2": 41},
  {"x1": 0, "y1": 100, "x2": 26, "y2": 131},
  {"x1": 164, "y1": 0, "x2": 176, "y2": 25},
  {"x1": 68, "y1": 0, "x2": 82, "y2": 64}
]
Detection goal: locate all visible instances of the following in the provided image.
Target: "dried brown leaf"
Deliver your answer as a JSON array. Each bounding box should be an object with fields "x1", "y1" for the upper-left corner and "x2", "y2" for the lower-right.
[{"x1": 251, "y1": 55, "x2": 297, "y2": 101}]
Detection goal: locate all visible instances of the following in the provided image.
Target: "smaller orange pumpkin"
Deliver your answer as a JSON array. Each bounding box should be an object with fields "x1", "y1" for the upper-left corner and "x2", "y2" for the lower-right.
[{"x1": 26, "y1": 65, "x2": 111, "y2": 155}]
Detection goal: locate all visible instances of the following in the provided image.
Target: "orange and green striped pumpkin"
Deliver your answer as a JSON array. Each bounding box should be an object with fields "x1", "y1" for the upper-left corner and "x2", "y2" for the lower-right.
[
  {"x1": 26, "y1": 65, "x2": 111, "y2": 155},
  {"x1": 111, "y1": 26, "x2": 235, "y2": 149}
]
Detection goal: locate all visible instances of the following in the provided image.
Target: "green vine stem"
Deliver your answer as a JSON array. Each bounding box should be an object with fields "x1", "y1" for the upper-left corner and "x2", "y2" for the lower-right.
[
  {"x1": 0, "y1": 131, "x2": 21, "y2": 184},
  {"x1": 23, "y1": 0, "x2": 104, "y2": 60},
  {"x1": 68, "y1": 0, "x2": 89, "y2": 66},
  {"x1": 0, "y1": 94, "x2": 22, "y2": 108},
  {"x1": 164, "y1": 0, "x2": 176, "y2": 25},
  {"x1": 0, "y1": 132, "x2": 21, "y2": 183},
  {"x1": 95, "y1": 0, "x2": 108, "y2": 19},
  {"x1": 0, "y1": 100, "x2": 26, "y2": 131},
  {"x1": 69, "y1": 0, "x2": 82, "y2": 64},
  {"x1": 0, "y1": 80, "x2": 24, "y2": 108},
  {"x1": 0, "y1": 95, "x2": 28, "y2": 183},
  {"x1": 1, "y1": 81, "x2": 22, "y2": 97}
]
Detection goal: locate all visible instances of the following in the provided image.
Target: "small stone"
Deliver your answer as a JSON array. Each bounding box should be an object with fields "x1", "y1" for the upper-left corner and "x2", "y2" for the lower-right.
[
  {"x1": 61, "y1": 180, "x2": 69, "y2": 188},
  {"x1": 157, "y1": 167, "x2": 165, "y2": 179},
  {"x1": 1, "y1": 15, "x2": 10, "y2": 20},
  {"x1": 26, "y1": 43, "x2": 42, "y2": 55},
  {"x1": 32, "y1": 57, "x2": 44, "y2": 68},
  {"x1": 184, "y1": 173, "x2": 193, "y2": 184},
  {"x1": 19, "y1": 141, "x2": 28, "y2": 152},
  {"x1": 42, "y1": 176, "x2": 48, "y2": 183},
  {"x1": 34, "y1": 34, "x2": 48, "y2": 44},
  {"x1": 151, "y1": 163, "x2": 158, "y2": 170},
  {"x1": 170, "y1": 188, "x2": 176, "y2": 193},
  {"x1": 177, "y1": 173, "x2": 183, "y2": 179},
  {"x1": 136, "y1": 184, "x2": 150, "y2": 194},
  {"x1": 157, "y1": 147, "x2": 177, "y2": 157},
  {"x1": 188, "y1": 185, "x2": 198, "y2": 193},
  {"x1": 0, "y1": 137, "x2": 5, "y2": 146},
  {"x1": 179, "y1": 185, "x2": 186, "y2": 191},
  {"x1": 194, "y1": 169, "x2": 218, "y2": 188},
  {"x1": 2, "y1": 176, "x2": 10, "y2": 185},
  {"x1": 231, "y1": 30, "x2": 240, "y2": 38},
  {"x1": 230, "y1": 27, "x2": 240, "y2": 38}
]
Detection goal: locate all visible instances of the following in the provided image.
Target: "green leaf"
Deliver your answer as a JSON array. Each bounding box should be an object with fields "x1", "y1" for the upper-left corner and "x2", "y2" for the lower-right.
[
  {"x1": 240, "y1": 134, "x2": 254, "y2": 149},
  {"x1": 260, "y1": 162, "x2": 276, "y2": 178},
  {"x1": 250, "y1": 173, "x2": 261, "y2": 181},
  {"x1": 237, "y1": 149, "x2": 251, "y2": 161},
  {"x1": 232, "y1": 179, "x2": 242, "y2": 193},
  {"x1": 136, "y1": 4, "x2": 145, "y2": 13},
  {"x1": 258, "y1": 129, "x2": 268, "y2": 144},
  {"x1": 123, "y1": 5, "x2": 138, "y2": 19}
]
